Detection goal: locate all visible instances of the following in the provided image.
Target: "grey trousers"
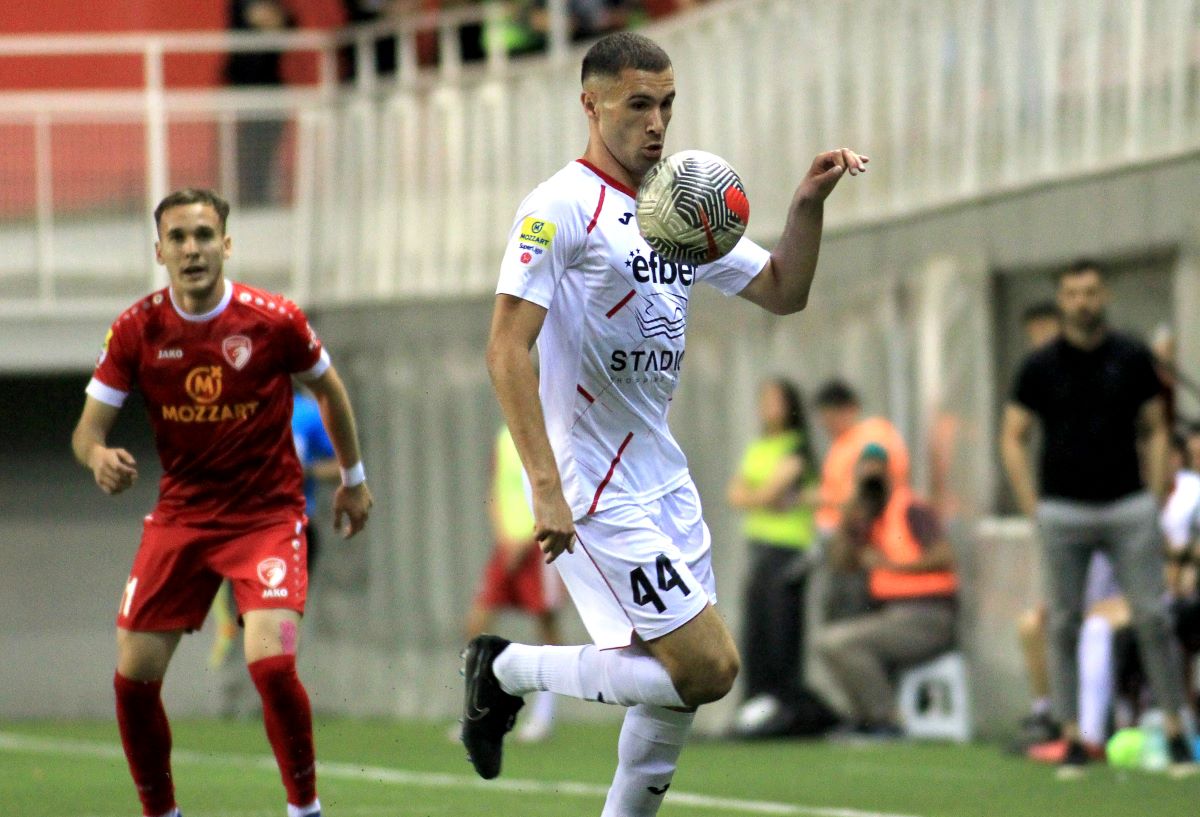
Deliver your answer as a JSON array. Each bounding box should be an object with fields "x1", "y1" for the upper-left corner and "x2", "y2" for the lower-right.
[
  {"x1": 813, "y1": 598, "x2": 956, "y2": 723},
  {"x1": 1037, "y1": 490, "x2": 1185, "y2": 723}
]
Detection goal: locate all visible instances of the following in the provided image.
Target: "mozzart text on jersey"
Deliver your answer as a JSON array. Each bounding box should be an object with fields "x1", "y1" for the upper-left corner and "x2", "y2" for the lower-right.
[{"x1": 162, "y1": 402, "x2": 261, "y2": 423}]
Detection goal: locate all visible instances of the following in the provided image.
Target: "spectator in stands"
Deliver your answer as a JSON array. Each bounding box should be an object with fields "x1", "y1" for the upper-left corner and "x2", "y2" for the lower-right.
[
  {"x1": 813, "y1": 443, "x2": 958, "y2": 737},
  {"x1": 641, "y1": 0, "x2": 704, "y2": 19},
  {"x1": 1001, "y1": 258, "x2": 1195, "y2": 777},
  {"x1": 488, "y1": 0, "x2": 635, "y2": 56},
  {"x1": 225, "y1": 0, "x2": 294, "y2": 206},
  {"x1": 726, "y1": 379, "x2": 838, "y2": 738},
  {"x1": 1020, "y1": 300, "x2": 1061, "y2": 351},
  {"x1": 813, "y1": 380, "x2": 909, "y2": 536},
  {"x1": 812, "y1": 380, "x2": 908, "y2": 622}
]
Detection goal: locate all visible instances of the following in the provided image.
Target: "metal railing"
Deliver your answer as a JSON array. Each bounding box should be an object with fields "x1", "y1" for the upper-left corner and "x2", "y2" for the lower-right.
[{"x1": 0, "y1": 0, "x2": 1197, "y2": 313}]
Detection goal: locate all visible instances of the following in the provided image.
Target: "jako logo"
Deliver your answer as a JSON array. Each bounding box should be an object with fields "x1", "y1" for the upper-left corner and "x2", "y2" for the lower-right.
[
  {"x1": 185, "y1": 366, "x2": 222, "y2": 404},
  {"x1": 157, "y1": 348, "x2": 183, "y2": 360}
]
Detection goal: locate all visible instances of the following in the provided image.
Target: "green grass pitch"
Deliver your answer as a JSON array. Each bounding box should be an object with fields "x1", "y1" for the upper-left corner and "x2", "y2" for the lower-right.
[{"x1": 2, "y1": 717, "x2": 1197, "y2": 816}]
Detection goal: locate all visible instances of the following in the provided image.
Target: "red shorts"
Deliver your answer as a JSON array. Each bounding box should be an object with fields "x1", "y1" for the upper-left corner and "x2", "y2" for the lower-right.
[
  {"x1": 117, "y1": 514, "x2": 308, "y2": 632},
  {"x1": 474, "y1": 542, "x2": 562, "y2": 615}
]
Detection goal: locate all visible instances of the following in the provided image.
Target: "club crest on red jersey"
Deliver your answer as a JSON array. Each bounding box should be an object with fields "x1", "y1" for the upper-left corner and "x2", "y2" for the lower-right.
[
  {"x1": 257, "y1": 557, "x2": 287, "y2": 588},
  {"x1": 222, "y1": 335, "x2": 252, "y2": 370}
]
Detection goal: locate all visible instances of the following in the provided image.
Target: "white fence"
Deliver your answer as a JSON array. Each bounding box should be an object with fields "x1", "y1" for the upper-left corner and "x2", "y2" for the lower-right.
[{"x1": 0, "y1": 0, "x2": 1198, "y2": 313}]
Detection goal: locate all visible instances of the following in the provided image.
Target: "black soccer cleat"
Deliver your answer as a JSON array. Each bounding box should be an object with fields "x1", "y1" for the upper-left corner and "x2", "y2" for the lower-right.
[
  {"x1": 461, "y1": 634, "x2": 525, "y2": 780},
  {"x1": 1167, "y1": 734, "x2": 1199, "y2": 779},
  {"x1": 1055, "y1": 739, "x2": 1089, "y2": 781}
]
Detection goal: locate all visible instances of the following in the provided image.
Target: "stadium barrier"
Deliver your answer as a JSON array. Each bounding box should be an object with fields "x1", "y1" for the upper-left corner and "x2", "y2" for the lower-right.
[{"x1": 0, "y1": 0, "x2": 1196, "y2": 313}]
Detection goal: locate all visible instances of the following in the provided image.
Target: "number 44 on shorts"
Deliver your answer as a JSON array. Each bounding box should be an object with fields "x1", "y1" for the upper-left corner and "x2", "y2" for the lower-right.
[{"x1": 630, "y1": 554, "x2": 691, "y2": 613}]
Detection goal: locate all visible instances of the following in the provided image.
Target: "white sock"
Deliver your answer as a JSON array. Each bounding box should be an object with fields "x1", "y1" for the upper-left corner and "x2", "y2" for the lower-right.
[
  {"x1": 601, "y1": 705, "x2": 694, "y2": 817},
  {"x1": 1077, "y1": 615, "x2": 1114, "y2": 747},
  {"x1": 493, "y1": 643, "x2": 686, "y2": 708},
  {"x1": 286, "y1": 798, "x2": 321, "y2": 817},
  {"x1": 1031, "y1": 697, "x2": 1052, "y2": 717},
  {"x1": 529, "y1": 689, "x2": 557, "y2": 726}
]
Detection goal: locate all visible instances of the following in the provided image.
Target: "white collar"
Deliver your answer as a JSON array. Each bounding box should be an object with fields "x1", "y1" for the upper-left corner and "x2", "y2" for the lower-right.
[{"x1": 169, "y1": 278, "x2": 233, "y2": 322}]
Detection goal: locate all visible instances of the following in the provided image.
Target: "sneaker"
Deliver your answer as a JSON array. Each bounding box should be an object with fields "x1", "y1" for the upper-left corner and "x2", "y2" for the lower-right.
[
  {"x1": 1008, "y1": 712, "x2": 1061, "y2": 753},
  {"x1": 460, "y1": 634, "x2": 524, "y2": 780},
  {"x1": 1167, "y1": 734, "x2": 1199, "y2": 779},
  {"x1": 1055, "y1": 740, "x2": 1089, "y2": 780},
  {"x1": 1028, "y1": 738, "x2": 1104, "y2": 765}
]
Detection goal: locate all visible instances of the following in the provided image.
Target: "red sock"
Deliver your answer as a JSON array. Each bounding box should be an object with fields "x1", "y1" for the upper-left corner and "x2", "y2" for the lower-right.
[
  {"x1": 248, "y1": 654, "x2": 317, "y2": 807},
  {"x1": 113, "y1": 672, "x2": 175, "y2": 817}
]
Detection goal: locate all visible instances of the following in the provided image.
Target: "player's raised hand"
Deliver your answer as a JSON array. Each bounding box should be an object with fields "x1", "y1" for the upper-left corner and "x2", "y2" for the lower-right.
[
  {"x1": 798, "y1": 148, "x2": 869, "y2": 204},
  {"x1": 91, "y1": 447, "x2": 138, "y2": 495},
  {"x1": 333, "y1": 482, "x2": 373, "y2": 539},
  {"x1": 532, "y1": 487, "x2": 576, "y2": 564}
]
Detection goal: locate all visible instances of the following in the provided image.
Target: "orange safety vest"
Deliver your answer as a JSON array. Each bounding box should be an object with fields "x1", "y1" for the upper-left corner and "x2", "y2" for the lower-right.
[
  {"x1": 817, "y1": 417, "x2": 910, "y2": 533},
  {"x1": 867, "y1": 486, "x2": 958, "y2": 601}
]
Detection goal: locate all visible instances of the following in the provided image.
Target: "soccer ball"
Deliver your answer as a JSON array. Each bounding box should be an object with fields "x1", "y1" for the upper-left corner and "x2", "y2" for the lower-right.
[{"x1": 635, "y1": 149, "x2": 750, "y2": 265}]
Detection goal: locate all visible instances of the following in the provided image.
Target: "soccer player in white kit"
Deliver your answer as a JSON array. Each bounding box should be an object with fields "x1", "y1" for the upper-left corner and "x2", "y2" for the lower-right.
[{"x1": 462, "y1": 32, "x2": 867, "y2": 814}]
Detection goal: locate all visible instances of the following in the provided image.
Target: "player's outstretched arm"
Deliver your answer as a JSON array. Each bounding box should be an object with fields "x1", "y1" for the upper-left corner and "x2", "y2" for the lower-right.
[
  {"x1": 739, "y1": 148, "x2": 868, "y2": 316},
  {"x1": 71, "y1": 396, "x2": 138, "y2": 495},
  {"x1": 486, "y1": 294, "x2": 576, "y2": 563},
  {"x1": 306, "y1": 365, "x2": 373, "y2": 538}
]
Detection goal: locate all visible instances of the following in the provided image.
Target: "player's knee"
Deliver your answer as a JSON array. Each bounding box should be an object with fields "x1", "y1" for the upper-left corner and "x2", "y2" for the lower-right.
[
  {"x1": 674, "y1": 647, "x2": 740, "y2": 707},
  {"x1": 1017, "y1": 609, "x2": 1044, "y2": 641}
]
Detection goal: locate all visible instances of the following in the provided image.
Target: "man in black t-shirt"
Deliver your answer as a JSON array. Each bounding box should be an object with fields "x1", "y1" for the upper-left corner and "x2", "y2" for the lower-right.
[{"x1": 1001, "y1": 259, "x2": 1194, "y2": 779}]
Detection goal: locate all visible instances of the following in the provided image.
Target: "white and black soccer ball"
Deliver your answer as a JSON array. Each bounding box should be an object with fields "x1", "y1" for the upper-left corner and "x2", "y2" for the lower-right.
[{"x1": 635, "y1": 149, "x2": 750, "y2": 265}]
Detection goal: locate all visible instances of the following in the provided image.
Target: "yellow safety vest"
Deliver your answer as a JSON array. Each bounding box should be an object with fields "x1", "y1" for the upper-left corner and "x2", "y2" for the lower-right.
[{"x1": 738, "y1": 431, "x2": 815, "y2": 549}]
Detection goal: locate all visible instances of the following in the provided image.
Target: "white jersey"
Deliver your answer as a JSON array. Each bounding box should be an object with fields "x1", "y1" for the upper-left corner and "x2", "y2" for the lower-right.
[{"x1": 496, "y1": 160, "x2": 770, "y2": 519}]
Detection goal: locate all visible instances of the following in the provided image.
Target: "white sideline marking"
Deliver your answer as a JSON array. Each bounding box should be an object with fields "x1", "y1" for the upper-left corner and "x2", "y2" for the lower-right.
[{"x1": 0, "y1": 731, "x2": 924, "y2": 817}]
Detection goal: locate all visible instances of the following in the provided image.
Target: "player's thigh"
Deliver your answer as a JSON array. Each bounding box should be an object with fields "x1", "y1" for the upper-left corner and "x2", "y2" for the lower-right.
[
  {"x1": 216, "y1": 516, "x2": 310, "y2": 624},
  {"x1": 119, "y1": 519, "x2": 224, "y2": 633},
  {"x1": 116, "y1": 627, "x2": 184, "y2": 681},
  {"x1": 242, "y1": 607, "x2": 303, "y2": 663}
]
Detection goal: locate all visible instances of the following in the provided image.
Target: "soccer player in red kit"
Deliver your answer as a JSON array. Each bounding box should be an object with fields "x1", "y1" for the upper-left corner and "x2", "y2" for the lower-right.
[{"x1": 71, "y1": 188, "x2": 374, "y2": 817}]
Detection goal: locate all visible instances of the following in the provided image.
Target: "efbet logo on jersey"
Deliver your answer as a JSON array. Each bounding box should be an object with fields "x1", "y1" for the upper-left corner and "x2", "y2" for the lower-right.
[
  {"x1": 516, "y1": 217, "x2": 556, "y2": 265},
  {"x1": 628, "y1": 248, "x2": 696, "y2": 287},
  {"x1": 162, "y1": 364, "x2": 260, "y2": 424},
  {"x1": 257, "y1": 557, "x2": 289, "y2": 599}
]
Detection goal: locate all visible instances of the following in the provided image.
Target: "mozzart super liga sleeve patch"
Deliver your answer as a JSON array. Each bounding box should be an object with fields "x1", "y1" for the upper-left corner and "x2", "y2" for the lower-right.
[{"x1": 515, "y1": 216, "x2": 557, "y2": 263}]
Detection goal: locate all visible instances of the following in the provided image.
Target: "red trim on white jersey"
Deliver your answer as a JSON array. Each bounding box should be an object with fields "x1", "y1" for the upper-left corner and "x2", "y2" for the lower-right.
[
  {"x1": 575, "y1": 531, "x2": 636, "y2": 645},
  {"x1": 605, "y1": 289, "x2": 636, "y2": 319},
  {"x1": 575, "y1": 159, "x2": 637, "y2": 198},
  {"x1": 586, "y1": 184, "x2": 607, "y2": 234},
  {"x1": 577, "y1": 384, "x2": 595, "y2": 403},
  {"x1": 588, "y1": 432, "x2": 635, "y2": 515}
]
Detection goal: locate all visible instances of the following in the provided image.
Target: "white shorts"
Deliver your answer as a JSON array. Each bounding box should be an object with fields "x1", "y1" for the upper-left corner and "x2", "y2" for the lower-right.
[{"x1": 556, "y1": 480, "x2": 715, "y2": 650}]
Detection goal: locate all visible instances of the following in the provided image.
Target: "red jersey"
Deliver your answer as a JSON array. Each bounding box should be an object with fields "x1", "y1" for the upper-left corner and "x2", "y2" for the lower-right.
[{"x1": 88, "y1": 280, "x2": 328, "y2": 528}]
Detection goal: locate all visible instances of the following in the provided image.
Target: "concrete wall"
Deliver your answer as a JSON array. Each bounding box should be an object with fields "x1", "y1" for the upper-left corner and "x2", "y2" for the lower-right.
[{"x1": 4, "y1": 152, "x2": 1199, "y2": 738}]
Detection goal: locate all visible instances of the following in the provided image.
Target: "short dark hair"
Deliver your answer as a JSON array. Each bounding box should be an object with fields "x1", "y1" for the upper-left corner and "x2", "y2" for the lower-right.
[
  {"x1": 1021, "y1": 301, "x2": 1060, "y2": 324},
  {"x1": 1059, "y1": 257, "x2": 1104, "y2": 284},
  {"x1": 154, "y1": 188, "x2": 231, "y2": 235},
  {"x1": 581, "y1": 32, "x2": 672, "y2": 85},
  {"x1": 814, "y1": 379, "x2": 859, "y2": 409}
]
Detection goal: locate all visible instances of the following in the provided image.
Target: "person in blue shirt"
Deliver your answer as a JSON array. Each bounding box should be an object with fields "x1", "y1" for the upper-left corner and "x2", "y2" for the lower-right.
[{"x1": 291, "y1": 388, "x2": 339, "y2": 570}]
